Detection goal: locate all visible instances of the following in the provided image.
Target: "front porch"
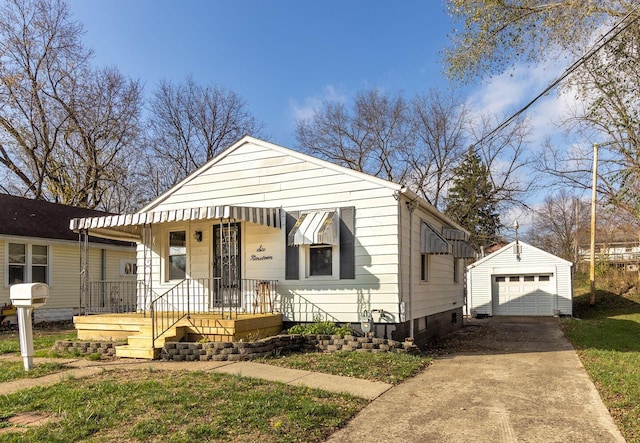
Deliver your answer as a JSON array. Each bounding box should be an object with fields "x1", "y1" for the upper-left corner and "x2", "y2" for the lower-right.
[
  {"x1": 74, "y1": 312, "x2": 283, "y2": 359},
  {"x1": 75, "y1": 277, "x2": 282, "y2": 359}
]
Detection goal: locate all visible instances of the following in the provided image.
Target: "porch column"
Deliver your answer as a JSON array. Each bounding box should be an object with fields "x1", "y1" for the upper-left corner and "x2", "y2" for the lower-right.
[{"x1": 79, "y1": 229, "x2": 89, "y2": 315}]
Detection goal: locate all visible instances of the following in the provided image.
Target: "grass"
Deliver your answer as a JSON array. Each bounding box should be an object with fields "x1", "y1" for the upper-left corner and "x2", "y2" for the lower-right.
[
  {"x1": 0, "y1": 361, "x2": 70, "y2": 382},
  {"x1": 0, "y1": 326, "x2": 76, "y2": 355},
  {"x1": 259, "y1": 351, "x2": 431, "y2": 385},
  {"x1": 0, "y1": 321, "x2": 430, "y2": 440},
  {"x1": 0, "y1": 369, "x2": 367, "y2": 442},
  {"x1": 562, "y1": 272, "x2": 640, "y2": 443}
]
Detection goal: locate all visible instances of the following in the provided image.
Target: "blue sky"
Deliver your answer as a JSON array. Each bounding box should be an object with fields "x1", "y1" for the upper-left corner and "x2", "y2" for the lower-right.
[
  {"x1": 67, "y1": 1, "x2": 464, "y2": 148},
  {"x1": 66, "y1": 0, "x2": 579, "y2": 230}
]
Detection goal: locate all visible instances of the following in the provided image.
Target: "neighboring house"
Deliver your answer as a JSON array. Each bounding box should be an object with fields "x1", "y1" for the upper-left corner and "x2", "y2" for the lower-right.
[
  {"x1": 69, "y1": 136, "x2": 475, "y2": 345},
  {"x1": 467, "y1": 241, "x2": 573, "y2": 317},
  {"x1": 0, "y1": 194, "x2": 136, "y2": 323},
  {"x1": 578, "y1": 241, "x2": 640, "y2": 272}
]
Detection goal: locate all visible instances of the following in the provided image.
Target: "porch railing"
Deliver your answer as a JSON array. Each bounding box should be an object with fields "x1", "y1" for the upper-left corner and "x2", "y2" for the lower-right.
[
  {"x1": 83, "y1": 280, "x2": 138, "y2": 314},
  {"x1": 150, "y1": 278, "x2": 278, "y2": 348}
]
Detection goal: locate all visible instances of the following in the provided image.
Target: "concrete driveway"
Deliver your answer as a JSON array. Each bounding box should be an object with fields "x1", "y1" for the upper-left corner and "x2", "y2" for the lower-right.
[{"x1": 327, "y1": 317, "x2": 625, "y2": 443}]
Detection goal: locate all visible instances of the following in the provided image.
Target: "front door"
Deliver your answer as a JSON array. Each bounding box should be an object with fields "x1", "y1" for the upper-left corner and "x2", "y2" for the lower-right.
[{"x1": 213, "y1": 223, "x2": 241, "y2": 307}]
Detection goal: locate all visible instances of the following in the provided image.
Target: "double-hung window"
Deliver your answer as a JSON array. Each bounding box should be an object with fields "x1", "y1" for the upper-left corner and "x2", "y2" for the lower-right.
[
  {"x1": 168, "y1": 231, "x2": 186, "y2": 280},
  {"x1": 8, "y1": 243, "x2": 49, "y2": 285}
]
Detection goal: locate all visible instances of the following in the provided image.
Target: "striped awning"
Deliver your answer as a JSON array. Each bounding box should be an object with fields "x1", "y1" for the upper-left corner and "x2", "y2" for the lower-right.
[
  {"x1": 288, "y1": 211, "x2": 338, "y2": 246},
  {"x1": 442, "y1": 228, "x2": 476, "y2": 258},
  {"x1": 69, "y1": 205, "x2": 282, "y2": 241},
  {"x1": 421, "y1": 222, "x2": 452, "y2": 255}
]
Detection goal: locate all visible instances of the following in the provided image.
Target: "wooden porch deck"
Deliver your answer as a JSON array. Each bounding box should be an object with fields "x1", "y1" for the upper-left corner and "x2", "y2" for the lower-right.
[{"x1": 73, "y1": 312, "x2": 283, "y2": 359}]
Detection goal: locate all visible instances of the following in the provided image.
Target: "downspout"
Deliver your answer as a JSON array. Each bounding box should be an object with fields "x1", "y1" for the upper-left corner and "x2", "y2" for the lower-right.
[
  {"x1": 407, "y1": 198, "x2": 416, "y2": 339},
  {"x1": 396, "y1": 192, "x2": 404, "y2": 334}
]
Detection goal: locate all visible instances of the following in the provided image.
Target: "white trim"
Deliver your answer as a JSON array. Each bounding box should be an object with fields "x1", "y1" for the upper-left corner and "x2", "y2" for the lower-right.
[{"x1": 4, "y1": 241, "x2": 51, "y2": 288}]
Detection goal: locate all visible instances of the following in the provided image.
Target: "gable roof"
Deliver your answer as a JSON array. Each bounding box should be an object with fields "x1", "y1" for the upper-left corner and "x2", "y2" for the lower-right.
[
  {"x1": 139, "y1": 135, "x2": 467, "y2": 232},
  {"x1": 0, "y1": 194, "x2": 133, "y2": 246},
  {"x1": 467, "y1": 240, "x2": 573, "y2": 269}
]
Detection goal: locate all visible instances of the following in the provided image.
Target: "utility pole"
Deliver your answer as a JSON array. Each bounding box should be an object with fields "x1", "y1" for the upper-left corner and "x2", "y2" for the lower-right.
[{"x1": 589, "y1": 143, "x2": 598, "y2": 307}]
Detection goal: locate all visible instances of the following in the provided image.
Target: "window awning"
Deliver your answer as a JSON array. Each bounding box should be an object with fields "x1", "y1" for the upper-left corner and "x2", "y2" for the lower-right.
[
  {"x1": 288, "y1": 211, "x2": 338, "y2": 246},
  {"x1": 442, "y1": 228, "x2": 476, "y2": 258},
  {"x1": 421, "y1": 222, "x2": 452, "y2": 255},
  {"x1": 69, "y1": 205, "x2": 282, "y2": 242}
]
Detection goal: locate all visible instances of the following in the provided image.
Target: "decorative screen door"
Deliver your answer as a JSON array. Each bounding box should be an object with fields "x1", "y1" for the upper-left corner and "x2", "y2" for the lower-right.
[{"x1": 213, "y1": 223, "x2": 241, "y2": 307}]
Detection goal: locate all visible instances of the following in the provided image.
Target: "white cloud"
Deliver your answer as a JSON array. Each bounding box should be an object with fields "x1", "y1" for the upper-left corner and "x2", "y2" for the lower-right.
[
  {"x1": 288, "y1": 85, "x2": 347, "y2": 122},
  {"x1": 466, "y1": 59, "x2": 584, "y2": 145}
]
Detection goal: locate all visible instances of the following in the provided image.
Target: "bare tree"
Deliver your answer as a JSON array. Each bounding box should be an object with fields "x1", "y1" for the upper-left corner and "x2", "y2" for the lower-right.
[
  {"x1": 469, "y1": 114, "x2": 534, "y2": 213},
  {"x1": 408, "y1": 90, "x2": 468, "y2": 209},
  {"x1": 146, "y1": 77, "x2": 263, "y2": 195},
  {"x1": 0, "y1": 0, "x2": 90, "y2": 199},
  {"x1": 296, "y1": 89, "x2": 412, "y2": 183},
  {"x1": 0, "y1": 0, "x2": 144, "y2": 211},
  {"x1": 446, "y1": 1, "x2": 640, "y2": 219},
  {"x1": 52, "y1": 67, "x2": 143, "y2": 210},
  {"x1": 526, "y1": 190, "x2": 589, "y2": 262}
]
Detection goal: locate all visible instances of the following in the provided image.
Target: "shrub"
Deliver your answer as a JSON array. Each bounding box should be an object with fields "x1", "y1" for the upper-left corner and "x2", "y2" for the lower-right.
[{"x1": 288, "y1": 319, "x2": 355, "y2": 337}]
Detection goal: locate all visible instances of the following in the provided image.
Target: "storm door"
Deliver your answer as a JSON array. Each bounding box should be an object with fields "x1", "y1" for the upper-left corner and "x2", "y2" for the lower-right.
[{"x1": 213, "y1": 223, "x2": 241, "y2": 308}]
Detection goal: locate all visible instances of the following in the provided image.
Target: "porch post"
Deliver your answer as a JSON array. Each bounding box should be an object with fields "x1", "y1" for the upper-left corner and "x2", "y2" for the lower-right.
[
  {"x1": 79, "y1": 229, "x2": 89, "y2": 315},
  {"x1": 141, "y1": 223, "x2": 153, "y2": 313}
]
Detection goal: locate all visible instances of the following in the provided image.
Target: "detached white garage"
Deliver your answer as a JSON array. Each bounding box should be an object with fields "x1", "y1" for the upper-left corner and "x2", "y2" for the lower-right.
[{"x1": 467, "y1": 241, "x2": 573, "y2": 317}]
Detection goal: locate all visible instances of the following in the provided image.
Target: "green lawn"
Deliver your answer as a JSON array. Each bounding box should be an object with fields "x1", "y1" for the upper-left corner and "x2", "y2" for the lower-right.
[
  {"x1": 0, "y1": 324, "x2": 429, "y2": 441},
  {"x1": 0, "y1": 369, "x2": 367, "y2": 442},
  {"x1": 259, "y1": 350, "x2": 431, "y2": 385},
  {"x1": 0, "y1": 327, "x2": 76, "y2": 355},
  {"x1": 563, "y1": 282, "x2": 640, "y2": 443}
]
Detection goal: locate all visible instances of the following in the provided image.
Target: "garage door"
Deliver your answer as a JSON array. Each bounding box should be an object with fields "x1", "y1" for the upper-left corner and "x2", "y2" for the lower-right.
[{"x1": 492, "y1": 274, "x2": 554, "y2": 316}]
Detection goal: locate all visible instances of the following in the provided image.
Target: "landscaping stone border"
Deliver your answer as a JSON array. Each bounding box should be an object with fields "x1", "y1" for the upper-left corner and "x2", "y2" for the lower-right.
[
  {"x1": 54, "y1": 340, "x2": 119, "y2": 357},
  {"x1": 53, "y1": 334, "x2": 420, "y2": 361},
  {"x1": 162, "y1": 334, "x2": 420, "y2": 362}
]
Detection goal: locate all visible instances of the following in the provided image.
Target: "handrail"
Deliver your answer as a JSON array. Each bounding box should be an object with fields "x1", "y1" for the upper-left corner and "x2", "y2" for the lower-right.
[{"x1": 150, "y1": 278, "x2": 278, "y2": 348}]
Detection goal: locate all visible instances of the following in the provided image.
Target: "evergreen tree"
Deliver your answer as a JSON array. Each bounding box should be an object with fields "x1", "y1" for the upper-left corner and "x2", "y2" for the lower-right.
[{"x1": 445, "y1": 147, "x2": 501, "y2": 250}]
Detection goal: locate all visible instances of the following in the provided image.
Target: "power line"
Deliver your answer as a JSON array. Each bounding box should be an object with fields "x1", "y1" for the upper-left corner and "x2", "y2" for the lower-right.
[{"x1": 474, "y1": 4, "x2": 640, "y2": 149}]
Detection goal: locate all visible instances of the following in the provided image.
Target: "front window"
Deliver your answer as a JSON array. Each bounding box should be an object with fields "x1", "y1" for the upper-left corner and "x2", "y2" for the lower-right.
[
  {"x1": 309, "y1": 244, "x2": 332, "y2": 276},
  {"x1": 8, "y1": 243, "x2": 48, "y2": 285},
  {"x1": 168, "y1": 231, "x2": 186, "y2": 280}
]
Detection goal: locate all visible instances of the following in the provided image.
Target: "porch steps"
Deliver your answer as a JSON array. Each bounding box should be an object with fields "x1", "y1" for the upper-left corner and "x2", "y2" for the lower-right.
[
  {"x1": 74, "y1": 313, "x2": 283, "y2": 360},
  {"x1": 115, "y1": 325, "x2": 187, "y2": 359}
]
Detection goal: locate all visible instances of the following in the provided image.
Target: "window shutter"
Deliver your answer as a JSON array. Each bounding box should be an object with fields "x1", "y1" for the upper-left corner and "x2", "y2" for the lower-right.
[
  {"x1": 285, "y1": 211, "x2": 299, "y2": 280},
  {"x1": 339, "y1": 206, "x2": 356, "y2": 279}
]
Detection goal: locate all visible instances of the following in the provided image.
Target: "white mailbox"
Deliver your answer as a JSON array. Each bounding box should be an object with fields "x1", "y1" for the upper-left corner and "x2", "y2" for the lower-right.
[
  {"x1": 10, "y1": 282, "x2": 49, "y2": 307},
  {"x1": 9, "y1": 283, "x2": 49, "y2": 371}
]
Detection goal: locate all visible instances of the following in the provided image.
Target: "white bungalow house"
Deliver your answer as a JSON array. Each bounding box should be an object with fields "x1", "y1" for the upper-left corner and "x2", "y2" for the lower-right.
[
  {"x1": 467, "y1": 241, "x2": 573, "y2": 317},
  {"x1": 0, "y1": 194, "x2": 136, "y2": 324},
  {"x1": 69, "y1": 136, "x2": 475, "y2": 348}
]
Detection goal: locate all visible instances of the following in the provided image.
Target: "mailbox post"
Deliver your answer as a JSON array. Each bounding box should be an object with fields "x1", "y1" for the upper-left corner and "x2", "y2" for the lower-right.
[{"x1": 9, "y1": 283, "x2": 49, "y2": 370}]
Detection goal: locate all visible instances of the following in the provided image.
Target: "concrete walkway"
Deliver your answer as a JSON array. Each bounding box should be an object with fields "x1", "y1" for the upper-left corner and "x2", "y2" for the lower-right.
[
  {"x1": 327, "y1": 317, "x2": 625, "y2": 443},
  {"x1": 0, "y1": 357, "x2": 392, "y2": 400}
]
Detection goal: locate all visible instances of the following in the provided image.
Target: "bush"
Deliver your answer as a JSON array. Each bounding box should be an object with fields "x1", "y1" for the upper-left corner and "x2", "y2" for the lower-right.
[{"x1": 288, "y1": 319, "x2": 355, "y2": 337}]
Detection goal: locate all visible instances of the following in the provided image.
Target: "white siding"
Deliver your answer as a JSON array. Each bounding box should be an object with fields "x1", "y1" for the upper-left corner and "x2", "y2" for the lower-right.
[
  {"x1": 142, "y1": 141, "x2": 402, "y2": 323},
  {"x1": 399, "y1": 200, "x2": 465, "y2": 320},
  {"x1": 137, "y1": 139, "x2": 464, "y2": 325},
  {"x1": 0, "y1": 237, "x2": 135, "y2": 320},
  {"x1": 467, "y1": 242, "x2": 573, "y2": 316}
]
